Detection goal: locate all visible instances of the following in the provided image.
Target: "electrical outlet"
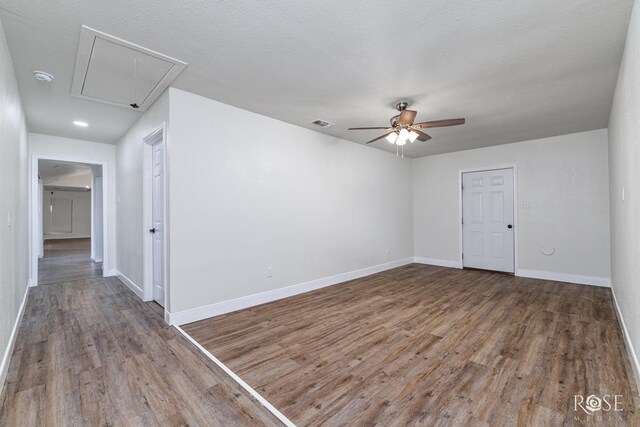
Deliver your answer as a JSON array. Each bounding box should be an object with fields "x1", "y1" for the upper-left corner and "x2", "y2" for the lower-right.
[{"x1": 266, "y1": 267, "x2": 273, "y2": 278}]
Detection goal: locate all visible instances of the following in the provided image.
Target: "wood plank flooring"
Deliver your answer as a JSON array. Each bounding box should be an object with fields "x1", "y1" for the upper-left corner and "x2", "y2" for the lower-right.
[
  {"x1": 1, "y1": 245, "x2": 282, "y2": 426},
  {"x1": 184, "y1": 264, "x2": 640, "y2": 426},
  {"x1": 38, "y1": 238, "x2": 102, "y2": 284}
]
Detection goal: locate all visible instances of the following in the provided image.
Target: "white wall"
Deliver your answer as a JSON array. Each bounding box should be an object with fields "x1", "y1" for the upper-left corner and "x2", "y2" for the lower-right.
[
  {"x1": 168, "y1": 88, "x2": 413, "y2": 314},
  {"x1": 0, "y1": 18, "x2": 29, "y2": 396},
  {"x1": 42, "y1": 190, "x2": 91, "y2": 239},
  {"x1": 37, "y1": 178, "x2": 43, "y2": 258},
  {"x1": 91, "y1": 173, "x2": 104, "y2": 262},
  {"x1": 608, "y1": 0, "x2": 640, "y2": 388},
  {"x1": 29, "y1": 133, "x2": 116, "y2": 277},
  {"x1": 413, "y1": 129, "x2": 611, "y2": 283},
  {"x1": 115, "y1": 90, "x2": 169, "y2": 290}
]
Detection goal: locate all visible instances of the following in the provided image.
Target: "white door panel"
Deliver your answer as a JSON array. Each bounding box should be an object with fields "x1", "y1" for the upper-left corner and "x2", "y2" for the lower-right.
[
  {"x1": 151, "y1": 142, "x2": 165, "y2": 306},
  {"x1": 462, "y1": 168, "x2": 514, "y2": 273}
]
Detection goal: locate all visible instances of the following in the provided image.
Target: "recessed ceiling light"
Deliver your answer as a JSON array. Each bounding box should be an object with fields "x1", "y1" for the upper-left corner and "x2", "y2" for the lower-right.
[
  {"x1": 73, "y1": 121, "x2": 89, "y2": 127},
  {"x1": 33, "y1": 70, "x2": 54, "y2": 82}
]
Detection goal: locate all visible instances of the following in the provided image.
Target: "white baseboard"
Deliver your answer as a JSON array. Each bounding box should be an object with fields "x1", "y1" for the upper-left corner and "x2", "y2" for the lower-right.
[
  {"x1": 114, "y1": 270, "x2": 144, "y2": 299},
  {"x1": 516, "y1": 269, "x2": 611, "y2": 287},
  {"x1": 413, "y1": 257, "x2": 463, "y2": 269},
  {"x1": 44, "y1": 235, "x2": 91, "y2": 240},
  {"x1": 104, "y1": 268, "x2": 117, "y2": 277},
  {"x1": 412, "y1": 259, "x2": 611, "y2": 288},
  {"x1": 611, "y1": 286, "x2": 640, "y2": 393},
  {"x1": 168, "y1": 257, "x2": 414, "y2": 326},
  {"x1": 90, "y1": 256, "x2": 103, "y2": 263},
  {"x1": 0, "y1": 283, "x2": 30, "y2": 397}
]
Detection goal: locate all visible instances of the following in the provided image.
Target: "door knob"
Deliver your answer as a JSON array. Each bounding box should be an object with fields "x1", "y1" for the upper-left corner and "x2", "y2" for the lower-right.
[
  {"x1": 149, "y1": 228, "x2": 156, "y2": 234},
  {"x1": 507, "y1": 224, "x2": 513, "y2": 229}
]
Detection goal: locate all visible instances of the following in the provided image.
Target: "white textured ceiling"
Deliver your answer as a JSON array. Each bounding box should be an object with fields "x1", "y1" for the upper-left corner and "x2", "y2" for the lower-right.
[
  {"x1": 39, "y1": 159, "x2": 93, "y2": 188},
  {"x1": 0, "y1": 0, "x2": 633, "y2": 157}
]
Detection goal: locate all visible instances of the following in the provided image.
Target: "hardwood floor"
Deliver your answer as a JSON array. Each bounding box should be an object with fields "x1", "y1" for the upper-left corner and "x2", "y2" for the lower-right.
[
  {"x1": 147, "y1": 300, "x2": 166, "y2": 319},
  {"x1": 38, "y1": 238, "x2": 102, "y2": 284},
  {"x1": 1, "y1": 260, "x2": 281, "y2": 425},
  {"x1": 184, "y1": 264, "x2": 640, "y2": 426},
  {"x1": 5, "y1": 257, "x2": 639, "y2": 426}
]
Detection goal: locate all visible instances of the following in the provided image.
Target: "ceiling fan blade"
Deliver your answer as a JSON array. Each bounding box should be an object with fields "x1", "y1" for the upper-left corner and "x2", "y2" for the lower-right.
[
  {"x1": 365, "y1": 132, "x2": 395, "y2": 144},
  {"x1": 412, "y1": 118, "x2": 465, "y2": 129},
  {"x1": 398, "y1": 110, "x2": 417, "y2": 126},
  {"x1": 413, "y1": 129, "x2": 432, "y2": 142},
  {"x1": 348, "y1": 126, "x2": 392, "y2": 130}
]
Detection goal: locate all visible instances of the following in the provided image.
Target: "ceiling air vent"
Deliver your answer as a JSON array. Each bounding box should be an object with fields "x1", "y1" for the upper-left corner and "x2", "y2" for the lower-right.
[
  {"x1": 71, "y1": 26, "x2": 187, "y2": 112},
  {"x1": 311, "y1": 119, "x2": 333, "y2": 128}
]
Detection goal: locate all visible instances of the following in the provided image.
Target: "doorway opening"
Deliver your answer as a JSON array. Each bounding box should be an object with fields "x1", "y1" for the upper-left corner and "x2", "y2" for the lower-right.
[
  {"x1": 36, "y1": 159, "x2": 105, "y2": 284},
  {"x1": 460, "y1": 166, "x2": 517, "y2": 274}
]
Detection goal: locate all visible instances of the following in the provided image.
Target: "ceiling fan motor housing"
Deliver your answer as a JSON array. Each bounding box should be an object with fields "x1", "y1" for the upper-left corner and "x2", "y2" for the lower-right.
[{"x1": 395, "y1": 101, "x2": 409, "y2": 111}]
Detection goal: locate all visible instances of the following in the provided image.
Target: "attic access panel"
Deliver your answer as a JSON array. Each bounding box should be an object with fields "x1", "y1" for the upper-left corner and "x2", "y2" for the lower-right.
[{"x1": 71, "y1": 26, "x2": 187, "y2": 111}]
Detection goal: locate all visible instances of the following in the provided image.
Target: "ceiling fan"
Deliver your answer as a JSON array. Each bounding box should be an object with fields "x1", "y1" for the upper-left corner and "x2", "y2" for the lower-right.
[{"x1": 348, "y1": 102, "x2": 465, "y2": 146}]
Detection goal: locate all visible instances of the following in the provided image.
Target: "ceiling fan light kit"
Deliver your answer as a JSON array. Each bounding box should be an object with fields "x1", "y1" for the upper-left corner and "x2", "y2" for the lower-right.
[
  {"x1": 385, "y1": 133, "x2": 397, "y2": 144},
  {"x1": 348, "y1": 101, "x2": 465, "y2": 157}
]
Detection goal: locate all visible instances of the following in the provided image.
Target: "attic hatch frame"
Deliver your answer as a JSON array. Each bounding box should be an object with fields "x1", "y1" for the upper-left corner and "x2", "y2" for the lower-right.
[{"x1": 70, "y1": 25, "x2": 187, "y2": 112}]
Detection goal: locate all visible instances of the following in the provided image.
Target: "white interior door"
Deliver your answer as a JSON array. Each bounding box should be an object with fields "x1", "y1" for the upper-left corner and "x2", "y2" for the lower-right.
[
  {"x1": 462, "y1": 168, "x2": 514, "y2": 273},
  {"x1": 151, "y1": 142, "x2": 165, "y2": 306}
]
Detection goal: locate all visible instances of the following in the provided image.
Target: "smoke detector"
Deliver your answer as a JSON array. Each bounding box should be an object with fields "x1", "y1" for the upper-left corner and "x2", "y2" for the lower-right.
[
  {"x1": 33, "y1": 70, "x2": 54, "y2": 83},
  {"x1": 311, "y1": 119, "x2": 333, "y2": 128}
]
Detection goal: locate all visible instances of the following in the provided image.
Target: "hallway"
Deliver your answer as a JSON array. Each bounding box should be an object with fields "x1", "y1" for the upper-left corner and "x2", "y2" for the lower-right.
[
  {"x1": 38, "y1": 238, "x2": 102, "y2": 285},
  {"x1": 0, "y1": 276, "x2": 279, "y2": 425}
]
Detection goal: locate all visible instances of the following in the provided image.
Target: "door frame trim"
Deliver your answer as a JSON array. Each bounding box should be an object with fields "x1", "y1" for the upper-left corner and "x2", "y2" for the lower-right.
[
  {"x1": 143, "y1": 123, "x2": 170, "y2": 318},
  {"x1": 29, "y1": 154, "x2": 110, "y2": 286},
  {"x1": 458, "y1": 164, "x2": 518, "y2": 274}
]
